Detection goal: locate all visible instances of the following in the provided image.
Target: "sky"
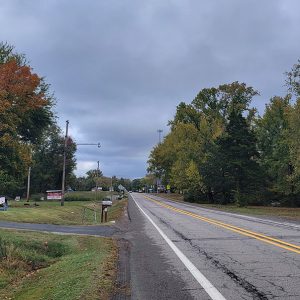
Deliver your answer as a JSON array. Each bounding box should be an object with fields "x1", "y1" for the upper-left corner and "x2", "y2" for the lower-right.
[{"x1": 1, "y1": 0, "x2": 299, "y2": 179}]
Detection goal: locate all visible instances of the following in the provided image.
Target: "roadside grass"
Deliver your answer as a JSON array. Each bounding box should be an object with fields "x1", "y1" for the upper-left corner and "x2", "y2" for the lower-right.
[
  {"x1": 0, "y1": 192, "x2": 127, "y2": 225},
  {"x1": 199, "y1": 204, "x2": 300, "y2": 221},
  {"x1": 0, "y1": 229, "x2": 116, "y2": 300},
  {"x1": 155, "y1": 193, "x2": 300, "y2": 221},
  {"x1": 106, "y1": 199, "x2": 127, "y2": 222}
]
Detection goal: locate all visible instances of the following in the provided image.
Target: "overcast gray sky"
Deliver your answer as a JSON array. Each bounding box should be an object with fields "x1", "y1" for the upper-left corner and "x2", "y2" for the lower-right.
[{"x1": 1, "y1": 0, "x2": 299, "y2": 179}]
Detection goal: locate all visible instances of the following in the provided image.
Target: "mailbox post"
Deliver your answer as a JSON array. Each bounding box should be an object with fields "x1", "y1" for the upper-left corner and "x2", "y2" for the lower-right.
[{"x1": 101, "y1": 200, "x2": 112, "y2": 222}]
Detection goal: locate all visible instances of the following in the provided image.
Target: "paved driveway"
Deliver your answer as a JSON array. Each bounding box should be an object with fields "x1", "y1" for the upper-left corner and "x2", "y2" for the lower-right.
[{"x1": 0, "y1": 220, "x2": 118, "y2": 236}]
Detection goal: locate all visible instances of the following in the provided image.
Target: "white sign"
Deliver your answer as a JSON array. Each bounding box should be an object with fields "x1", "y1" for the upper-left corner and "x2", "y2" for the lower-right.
[
  {"x1": 0, "y1": 197, "x2": 5, "y2": 204},
  {"x1": 118, "y1": 184, "x2": 125, "y2": 191},
  {"x1": 102, "y1": 200, "x2": 112, "y2": 206}
]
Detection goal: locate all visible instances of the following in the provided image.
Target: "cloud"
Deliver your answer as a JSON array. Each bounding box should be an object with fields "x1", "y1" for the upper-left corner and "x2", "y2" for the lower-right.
[{"x1": 1, "y1": 0, "x2": 299, "y2": 178}]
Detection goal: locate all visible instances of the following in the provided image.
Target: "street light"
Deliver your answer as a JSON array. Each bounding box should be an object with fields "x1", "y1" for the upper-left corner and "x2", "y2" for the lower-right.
[
  {"x1": 156, "y1": 129, "x2": 163, "y2": 193},
  {"x1": 77, "y1": 143, "x2": 101, "y2": 148}
]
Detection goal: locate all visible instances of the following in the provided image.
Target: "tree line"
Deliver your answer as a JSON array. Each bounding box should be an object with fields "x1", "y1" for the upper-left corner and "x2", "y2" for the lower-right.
[{"x1": 148, "y1": 60, "x2": 300, "y2": 207}]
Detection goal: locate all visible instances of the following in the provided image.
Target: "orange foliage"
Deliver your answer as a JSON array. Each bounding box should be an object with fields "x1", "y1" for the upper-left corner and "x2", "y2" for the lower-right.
[{"x1": 0, "y1": 59, "x2": 48, "y2": 116}]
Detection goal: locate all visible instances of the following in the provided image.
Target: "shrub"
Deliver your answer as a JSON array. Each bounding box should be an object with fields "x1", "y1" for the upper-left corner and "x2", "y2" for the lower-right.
[
  {"x1": 30, "y1": 193, "x2": 46, "y2": 201},
  {"x1": 65, "y1": 194, "x2": 91, "y2": 201}
]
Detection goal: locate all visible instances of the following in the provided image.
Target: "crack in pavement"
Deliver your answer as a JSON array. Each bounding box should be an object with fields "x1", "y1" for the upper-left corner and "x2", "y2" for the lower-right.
[{"x1": 150, "y1": 211, "x2": 270, "y2": 300}]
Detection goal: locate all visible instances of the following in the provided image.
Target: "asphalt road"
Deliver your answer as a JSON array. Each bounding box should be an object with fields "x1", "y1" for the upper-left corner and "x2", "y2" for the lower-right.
[
  {"x1": 0, "y1": 220, "x2": 118, "y2": 236},
  {"x1": 127, "y1": 193, "x2": 300, "y2": 300}
]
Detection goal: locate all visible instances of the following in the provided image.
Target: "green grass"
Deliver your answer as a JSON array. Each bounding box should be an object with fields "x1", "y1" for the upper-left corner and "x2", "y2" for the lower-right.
[
  {"x1": 0, "y1": 192, "x2": 127, "y2": 225},
  {"x1": 0, "y1": 229, "x2": 117, "y2": 300},
  {"x1": 156, "y1": 193, "x2": 300, "y2": 221},
  {"x1": 199, "y1": 204, "x2": 300, "y2": 221}
]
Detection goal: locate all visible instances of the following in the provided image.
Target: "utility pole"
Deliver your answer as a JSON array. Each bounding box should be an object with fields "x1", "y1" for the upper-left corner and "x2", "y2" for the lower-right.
[
  {"x1": 110, "y1": 176, "x2": 114, "y2": 201},
  {"x1": 61, "y1": 120, "x2": 69, "y2": 206},
  {"x1": 157, "y1": 129, "x2": 163, "y2": 144},
  {"x1": 96, "y1": 160, "x2": 100, "y2": 201},
  {"x1": 26, "y1": 167, "x2": 31, "y2": 201}
]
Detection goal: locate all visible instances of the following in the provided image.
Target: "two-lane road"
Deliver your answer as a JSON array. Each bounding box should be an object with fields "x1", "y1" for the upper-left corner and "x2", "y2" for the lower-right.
[{"x1": 127, "y1": 193, "x2": 300, "y2": 299}]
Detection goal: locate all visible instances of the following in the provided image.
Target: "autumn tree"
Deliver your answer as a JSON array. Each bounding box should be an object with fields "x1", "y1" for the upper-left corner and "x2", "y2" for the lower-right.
[{"x1": 0, "y1": 42, "x2": 54, "y2": 195}]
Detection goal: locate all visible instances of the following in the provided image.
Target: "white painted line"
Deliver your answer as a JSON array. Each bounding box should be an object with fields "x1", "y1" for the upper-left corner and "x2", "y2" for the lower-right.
[{"x1": 131, "y1": 194, "x2": 227, "y2": 300}]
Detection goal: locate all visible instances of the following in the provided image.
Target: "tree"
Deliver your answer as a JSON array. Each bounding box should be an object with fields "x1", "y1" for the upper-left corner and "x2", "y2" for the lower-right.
[
  {"x1": 256, "y1": 96, "x2": 293, "y2": 200},
  {"x1": 213, "y1": 111, "x2": 262, "y2": 206},
  {"x1": 0, "y1": 42, "x2": 54, "y2": 195},
  {"x1": 286, "y1": 59, "x2": 300, "y2": 97},
  {"x1": 285, "y1": 99, "x2": 300, "y2": 205},
  {"x1": 30, "y1": 125, "x2": 76, "y2": 193},
  {"x1": 148, "y1": 82, "x2": 259, "y2": 203}
]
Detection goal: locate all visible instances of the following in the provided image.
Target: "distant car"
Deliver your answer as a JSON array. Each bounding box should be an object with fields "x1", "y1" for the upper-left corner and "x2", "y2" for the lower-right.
[{"x1": 128, "y1": 191, "x2": 132, "y2": 193}]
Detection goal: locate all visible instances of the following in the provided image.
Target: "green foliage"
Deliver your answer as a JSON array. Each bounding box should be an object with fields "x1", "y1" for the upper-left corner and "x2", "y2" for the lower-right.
[
  {"x1": 0, "y1": 170, "x2": 22, "y2": 195},
  {"x1": 0, "y1": 42, "x2": 55, "y2": 195},
  {"x1": 30, "y1": 125, "x2": 77, "y2": 193},
  {"x1": 149, "y1": 82, "x2": 263, "y2": 205},
  {"x1": 286, "y1": 59, "x2": 300, "y2": 97},
  {"x1": 256, "y1": 95, "x2": 296, "y2": 205},
  {"x1": 64, "y1": 191, "x2": 101, "y2": 201},
  {"x1": 148, "y1": 75, "x2": 300, "y2": 207},
  {"x1": 287, "y1": 99, "x2": 300, "y2": 184}
]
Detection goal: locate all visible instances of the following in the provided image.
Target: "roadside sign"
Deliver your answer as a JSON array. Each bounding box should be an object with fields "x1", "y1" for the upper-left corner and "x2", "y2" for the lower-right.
[
  {"x1": 46, "y1": 190, "x2": 62, "y2": 200},
  {"x1": 118, "y1": 184, "x2": 125, "y2": 191},
  {"x1": 0, "y1": 197, "x2": 5, "y2": 204},
  {"x1": 102, "y1": 200, "x2": 112, "y2": 206}
]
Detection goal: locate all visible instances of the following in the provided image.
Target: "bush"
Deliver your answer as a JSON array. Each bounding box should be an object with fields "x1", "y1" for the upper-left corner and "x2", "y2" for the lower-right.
[
  {"x1": 64, "y1": 194, "x2": 91, "y2": 201},
  {"x1": 30, "y1": 193, "x2": 46, "y2": 201},
  {"x1": 0, "y1": 236, "x2": 70, "y2": 271}
]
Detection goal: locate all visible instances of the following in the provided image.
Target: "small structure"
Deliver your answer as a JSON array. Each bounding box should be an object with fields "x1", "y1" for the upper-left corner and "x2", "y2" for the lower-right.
[{"x1": 46, "y1": 190, "x2": 62, "y2": 200}]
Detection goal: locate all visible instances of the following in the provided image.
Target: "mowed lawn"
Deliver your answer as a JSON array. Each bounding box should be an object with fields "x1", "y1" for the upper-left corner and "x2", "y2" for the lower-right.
[
  {"x1": 0, "y1": 229, "x2": 117, "y2": 300},
  {"x1": 156, "y1": 193, "x2": 300, "y2": 221},
  {"x1": 0, "y1": 192, "x2": 127, "y2": 225}
]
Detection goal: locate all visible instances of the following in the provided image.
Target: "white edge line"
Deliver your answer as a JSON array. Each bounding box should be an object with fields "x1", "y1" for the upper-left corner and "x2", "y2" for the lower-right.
[{"x1": 131, "y1": 194, "x2": 227, "y2": 300}]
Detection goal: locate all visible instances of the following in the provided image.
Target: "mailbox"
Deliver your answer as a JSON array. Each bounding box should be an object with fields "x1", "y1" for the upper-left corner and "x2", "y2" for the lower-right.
[
  {"x1": 102, "y1": 200, "x2": 112, "y2": 206},
  {"x1": 101, "y1": 199, "x2": 112, "y2": 222}
]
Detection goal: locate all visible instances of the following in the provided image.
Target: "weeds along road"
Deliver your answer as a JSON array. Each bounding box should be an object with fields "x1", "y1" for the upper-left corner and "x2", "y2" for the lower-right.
[{"x1": 127, "y1": 193, "x2": 300, "y2": 300}]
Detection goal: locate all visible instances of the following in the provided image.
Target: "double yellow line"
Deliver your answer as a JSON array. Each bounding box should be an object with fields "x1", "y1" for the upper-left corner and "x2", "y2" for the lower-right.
[{"x1": 143, "y1": 195, "x2": 300, "y2": 255}]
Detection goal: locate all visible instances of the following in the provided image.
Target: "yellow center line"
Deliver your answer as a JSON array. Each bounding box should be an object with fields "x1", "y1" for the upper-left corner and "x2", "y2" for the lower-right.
[{"x1": 142, "y1": 195, "x2": 300, "y2": 255}]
